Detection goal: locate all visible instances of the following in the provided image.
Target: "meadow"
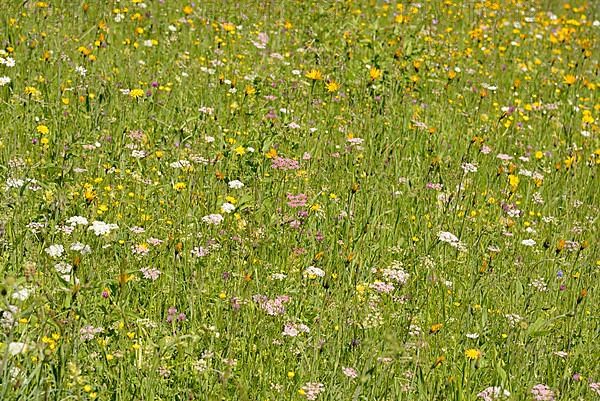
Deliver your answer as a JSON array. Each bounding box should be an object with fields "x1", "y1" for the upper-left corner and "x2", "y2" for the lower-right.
[{"x1": 0, "y1": 0, "x2": 598, "y2": 400}]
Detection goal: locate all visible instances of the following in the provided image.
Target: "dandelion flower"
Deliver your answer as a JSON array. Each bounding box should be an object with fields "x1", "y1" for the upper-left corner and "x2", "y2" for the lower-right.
[
  {"x1": 465, "y1": 348, "x2": 482, "y2": 360},
  {"x1": 305, "y1": 69, "x2": 323, "y2": 81}
]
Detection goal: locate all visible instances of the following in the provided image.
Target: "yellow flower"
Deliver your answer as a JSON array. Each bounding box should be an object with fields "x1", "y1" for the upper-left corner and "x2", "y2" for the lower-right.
[
  {"x1": 326, "y1": 80, "x2": 340, "y2": 92},
  {"x1": 465, "y1": 348, "x2": 482, "y2": 360},
  {"x1": 222, "y1": 22, "x2": 236, "y2": 33},
  {"x1": 508, "y1": 174, "x2": 519, "y2": 189},
  {"x1": 129, "y1": 89, "x2": 145, "y2": 99},
  {"x1": 234, "y1": 146, "x2": 246, "y2": 156},
  {"x1": 173, "y1": 182, "x2": 186, "y2": 191},
  {"x1": 24, "y1": 86, "x2": 41, "y2": 97},
  {"x1": 36, "y1": 125, "x2": 49, "y2": 135},
  {"x1": 563, "y1": 74, "x2": 576, "y2": 85},
  {"x1": 369, "y1": 66, "x2": 383, "y2": 81},
  {"x1": 182, "y1": 5, "x2": 193, "y2": 14},
  {"x1": 582, "y1": 110, "x2": 594, "y2": 124},
  {"x1": 244, "y1": 85, "x2": 256, "y2": 95},
  {"x1": 305, "y1": 69, "x2": 323, "y2": 81},
  {"x1": 265, "y1": 148, "x2": 278, "y2": 159}
]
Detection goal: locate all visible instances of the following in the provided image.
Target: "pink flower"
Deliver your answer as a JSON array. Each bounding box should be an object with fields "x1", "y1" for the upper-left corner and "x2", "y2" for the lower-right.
[
  {"x1": 531, "y1": 384, "x2": 555, "y2": 401},
  {"x1": 301, "y1": 382, "x2": 324, "y2": 400},
  {"x1": 342, "y1": 367, "x2": 358, "y2": 379},
  {"x1": 140, "y1": 267, "x2": 161, "y2": 281},
  {"x1": 287, "y1": 193, "x2": 308, "y2": 208},
  {"x1": 271, "y1": 156, "x2": 300, "y2": 170}
]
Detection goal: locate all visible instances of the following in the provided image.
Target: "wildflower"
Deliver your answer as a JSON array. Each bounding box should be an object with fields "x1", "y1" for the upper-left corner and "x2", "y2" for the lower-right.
[
  {"x1": 129, "y1": 89, "x2": 145, "y2": 99},
  {"x1": 530, "y1": 278, "x2": 547, "y2": 292},
  {"x1": 88, "y1": 220, "x2": 118, "y2": 236},
  {"x1": 477, "y1": 387, "x2": 510, "y2": 400},
  {"x1": 253, "y1": 295, "x2": 290, "y2": 316},
  {"x1": 461, "y1": 162, "x2": 478, "y2": 173},
  {"x1": 590, "y1": 383, "x2": 600, "y2": 396},
  {"x1": 287, "y1": 193, "x2": 308, "y2": 208},
  {"x1": 305, "y1": 69, "x2": 323, "y2": 81},
  {"x1": 563, "y1": 74, "x2": 576, "y2": 85},
  {"x1": 326, "y1": 81, "x2": 340, "y2": 92},
  {"x1": 505, "y1": 314, "x2": 523, "y2": 327},
  {"x1": 191, "y1": 246, "x2": 209, "y2": 257},
  {"x1": 0, "y1": 76, "x2": 10, "y2": 86},
  {"x1": 282, "y1": 322, "x2": 309, "y2": 337},
  {"x1": 36, "y1": 125, "x2": 49, "y2": 135},
  {"x1": 202, "y1": 214, "x2": 224, "y2": 225},
  {"x1": 342, "y1": 367, "x2": 358, "y2": 379},
  {"x1": 45, "y1": 244, "x2": 65, "y2": 258},
  {"x1": 228, "y1": 180, "x2": 244, "y2": 189},
  {"x1": 79, "y1": 325, "x2": 104, "y2": 341},
  {"x1": 271, "y1": 156, "x2": 300, "y2": 170},
  {"x1": 70, "y1": 242, "x2": 91, "y2": 254},
  {"x1": 369, "y1": 66, "x2": 383, "y2": 81},
  {"x1": 131, "y1": 243, "x2": 150, "y2": 256},
  {"x1": 531, "y1": 384, "x2": 555, "y2": 401},
  {"x1": 7, "y1": 342, "x2": 28, "y2": 356},
  {"x1": 75, "y1": 65, "x2": 87, "y2": 77},
  {"x1": 430, "y1": 323, "x2": 443, "y2": 334},
  {"x1": 382, "y1": 263, "x2": 409, "y2": 285},
  {"x1": 304, "y1": 266, "x2": 325, "y2": 279},
  {"x1": 370, "y1": 281, "x2": 395, "y2": 293},
  {"x1": 66, "y1": 216, "x2": 88, "y2": 226},
  {"x1": 12, "y1": 287, "x2": 32, "y2": 301},
  {"x1": 300, "y1": 382, "x2": 324, "y2": 400},
  {"x1": 140, "y1": 267, "x2": 161, "y2": 281},
  {"x1": 465, "y1": 348, "x2": 482, "y2": 360},
  {"x1": 173, "y1": 182, "x2": 186, "y2": 191},
  {"x1": 438, "y1": 231, "x2": 466, "y2": 251},
  {"x1": 521, "y1": 239, "x2": 536, "y2": 246},
  {"x1": 221, "y1": 202, "x2": 235, "y2": 213}
]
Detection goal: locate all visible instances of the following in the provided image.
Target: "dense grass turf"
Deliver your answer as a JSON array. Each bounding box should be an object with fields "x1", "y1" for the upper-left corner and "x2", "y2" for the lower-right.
[{"x1": 0, "y1": 0, "x2": 598, "y2": 400}]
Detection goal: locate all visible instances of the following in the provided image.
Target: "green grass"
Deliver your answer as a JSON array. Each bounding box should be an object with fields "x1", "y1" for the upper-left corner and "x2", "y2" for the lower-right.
[{"x1": 0, "y1": 0, "x2": 598, "y2": 400}]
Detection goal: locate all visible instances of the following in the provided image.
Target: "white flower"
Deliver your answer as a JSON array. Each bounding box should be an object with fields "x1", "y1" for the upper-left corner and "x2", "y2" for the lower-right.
[
  {"x1": 45, "y1": 244, "x2": 65, "y2": 258},
  {"x1": 5, "y1": 178, "x2": 24, "y2": 189},
  {"x1": 170, "y1": 160, "x2": 191, "y2": 169},
  {"x1": 70, "y1": 242, "x2": 92, "y2": 254},
  {"x1": 7, "y1": 342, "x2": 27, "y2": 356},
  {"x1": 0, "y1": 76, "x2": 10, "y2": 86},
  {"x1": 131, "y1": 150, "x2": 147, "y2": 159},
  {"x1": 466, "y1": 333, "x2": 480, "y2": 339},
  {"x1": 461, "y1": 162, "x2": 478, "y2": 173},
  {"x1": 88, "y1": 221, "x2": 119, "y2": 236},
  {"x1": 202, "y1": 214, "x2": 224, "y2": 225},
  {"x1": 347, "y1": 137, "x2": 364, "y2": 145},
  {"x1": 12, "y1": 287, "x2": 32, "y2": 301},
  {"x1": 304, "y1": 266, "x2": 325, "y2": 278},
  {"x1": 2, "y1": 57, "x2": 15, "y2": 67},
  {"x1": 228, "y1": 179, "x2": 244, "y2": 189},
  {"x1": 66, "y1": 216, "x2": 88, "y2": 226},
  {"x1": 270, "y1": 273, "x2": 287, "y2": 281},
  {"x1": 221, "y1": 202, "x2": 235, "y2": 214},
  {"x1": 75, "y1": 65, "x2": 87, "y2": 77},
  {"x1": 438, "y1": 231, "x2": 459, "y2": 244},
  {"x1": 521, "y1": 239, "x2": 536, "y2": 246},
  {"x1": 55, "y1": 262, "x2": 73, "y2": 274}
]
